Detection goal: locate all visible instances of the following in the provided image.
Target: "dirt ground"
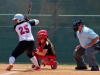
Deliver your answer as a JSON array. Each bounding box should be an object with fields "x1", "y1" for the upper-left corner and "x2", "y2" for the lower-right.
[{"x1": 0, "y1": 64, "x2": 100, "y2": 75}]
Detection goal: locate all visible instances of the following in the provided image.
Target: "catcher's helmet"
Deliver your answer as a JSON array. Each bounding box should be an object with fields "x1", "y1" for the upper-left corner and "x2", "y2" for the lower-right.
[
  {"x1": 12, "y1": 13, "x2": 24, "y2": 22},
  {"x1": 37, "y1": 30, "x2": 48, "y2": 42}
]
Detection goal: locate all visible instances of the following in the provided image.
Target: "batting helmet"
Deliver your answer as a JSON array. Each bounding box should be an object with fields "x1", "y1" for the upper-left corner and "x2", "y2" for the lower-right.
[{"x1": 12, "y1": 13, "x2": 24, "y2": 22}]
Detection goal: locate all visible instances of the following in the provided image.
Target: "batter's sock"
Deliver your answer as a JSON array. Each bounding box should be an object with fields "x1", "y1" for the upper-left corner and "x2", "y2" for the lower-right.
[
  {"x1": 30, "y1": 56, "x2": 39, "y2": 67},
  {"x1": 9, "y1": 56, "x2": 15, "y2": 64}
]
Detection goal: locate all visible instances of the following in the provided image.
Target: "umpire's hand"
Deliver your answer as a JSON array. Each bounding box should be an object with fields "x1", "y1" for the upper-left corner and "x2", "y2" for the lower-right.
[{"x1": 76, "y1": 45, "x2": 81, "y2": 50}]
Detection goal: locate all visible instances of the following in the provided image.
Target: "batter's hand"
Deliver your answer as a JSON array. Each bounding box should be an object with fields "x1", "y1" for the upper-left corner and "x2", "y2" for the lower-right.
[
  {"x1": 24, "y1": 17, "x2": 29, "y2": 21},
  {"x1": 76, "y1": 45, "x2": 81, "y2": 50}
]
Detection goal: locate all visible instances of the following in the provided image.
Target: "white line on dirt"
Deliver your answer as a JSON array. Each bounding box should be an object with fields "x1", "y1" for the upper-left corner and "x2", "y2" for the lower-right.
[{"x1": 0, "y1": 71, "x2": 18, "y2": 75}]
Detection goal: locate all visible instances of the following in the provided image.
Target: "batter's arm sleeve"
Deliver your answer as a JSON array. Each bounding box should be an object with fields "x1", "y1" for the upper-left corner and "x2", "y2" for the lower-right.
[{"x1": 28, "y1": 19, "x2": 39, "y2": 26}]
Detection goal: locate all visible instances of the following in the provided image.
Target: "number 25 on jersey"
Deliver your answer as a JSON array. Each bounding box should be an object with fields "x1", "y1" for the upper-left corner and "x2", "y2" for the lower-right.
[{"x1": 19, "y1": 25, "x2": 30, "y2": 35}]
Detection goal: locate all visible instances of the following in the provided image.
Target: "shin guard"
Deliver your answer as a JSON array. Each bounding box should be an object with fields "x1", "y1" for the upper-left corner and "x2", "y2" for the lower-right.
[{"x1": 41, "y1": 58, "x2": 57, "y2": 66}]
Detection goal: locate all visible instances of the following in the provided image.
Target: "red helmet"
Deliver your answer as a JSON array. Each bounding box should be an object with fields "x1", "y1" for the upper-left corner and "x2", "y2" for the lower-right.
[{"x1": 37, "y1": 30, "x2": 48, "y2": 42}]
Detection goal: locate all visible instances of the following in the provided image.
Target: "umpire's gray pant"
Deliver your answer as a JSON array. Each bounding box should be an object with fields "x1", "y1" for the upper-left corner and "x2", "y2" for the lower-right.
[{"x1": 73, "y1": 45, "x2": 99, "y2": 67}]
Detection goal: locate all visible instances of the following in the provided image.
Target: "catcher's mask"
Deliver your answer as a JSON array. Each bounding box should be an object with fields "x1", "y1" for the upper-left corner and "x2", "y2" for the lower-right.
[
  {"x1": 73, "y1": 20, "x2": 83, "y2": 38},
  {"x1": 37, "y1": 30, "x2": 48, "y2": 43}
]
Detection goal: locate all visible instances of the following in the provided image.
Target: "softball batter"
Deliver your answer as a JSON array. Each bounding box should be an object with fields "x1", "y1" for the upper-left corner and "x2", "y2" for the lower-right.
[{"x1": 6, "y1": 13, "x2": 40, "y2": 71}]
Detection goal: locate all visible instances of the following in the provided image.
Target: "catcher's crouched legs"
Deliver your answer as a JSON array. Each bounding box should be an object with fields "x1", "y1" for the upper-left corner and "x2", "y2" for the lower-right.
[{"x1": 41, "y1": 58, "x2": 58, "y2": 69}]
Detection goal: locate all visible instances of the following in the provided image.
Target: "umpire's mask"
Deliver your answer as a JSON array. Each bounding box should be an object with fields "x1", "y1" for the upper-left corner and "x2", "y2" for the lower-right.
[{"x1": 73, "y1": 20, "x2": 83, "y2": 38}]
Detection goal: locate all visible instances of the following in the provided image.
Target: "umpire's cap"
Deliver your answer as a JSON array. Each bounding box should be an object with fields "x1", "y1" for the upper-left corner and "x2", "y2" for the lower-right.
[{"x1": 73, "y1": 20, "x2": 83, "y2": 27}]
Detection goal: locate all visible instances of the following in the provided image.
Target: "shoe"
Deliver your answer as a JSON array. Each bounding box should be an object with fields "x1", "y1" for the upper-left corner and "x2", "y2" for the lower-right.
[
  {"x1": 33, "y1": 66, "x2": 40, "y2": 70},
  {"x1": 91, "y1": 66, "x2": 99, "y2": 71},
  {"x1": 51, "y1": 61, "x2": 58, "y2": 69},
  {"x1": 75, "y1": 66, "x2": 87, "y2": 70},
  {"x1": 32, "y1": 63, "x2": 40, "y2": 68},
  {"x1": 6, "y1": 64, "x2": 13, "y2": 71},
  {"x1": 32, "y1": 65, "x2": 35, "y2": 68}
]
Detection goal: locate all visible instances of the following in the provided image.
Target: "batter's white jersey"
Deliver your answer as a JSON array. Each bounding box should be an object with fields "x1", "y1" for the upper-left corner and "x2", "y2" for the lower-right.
[{"x1": 14, "y1": 19, "x2": 39, "y2": 41}]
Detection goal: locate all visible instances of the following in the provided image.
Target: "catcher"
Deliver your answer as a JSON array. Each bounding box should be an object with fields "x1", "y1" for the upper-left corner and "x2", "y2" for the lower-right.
[{"x1": 32, "y1": 30, "x2": 58, "y2": 69}]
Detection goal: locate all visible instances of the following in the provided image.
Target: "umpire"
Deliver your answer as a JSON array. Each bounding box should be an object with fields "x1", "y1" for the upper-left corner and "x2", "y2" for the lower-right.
[{"x1": 73, "y1": 20, "x2": 99, "y2": 71}]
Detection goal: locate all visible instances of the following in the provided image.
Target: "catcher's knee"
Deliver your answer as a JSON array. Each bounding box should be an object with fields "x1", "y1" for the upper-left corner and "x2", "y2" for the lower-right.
[{"x1": 49, "y1": 59, "x2": 58, "y2": 66}]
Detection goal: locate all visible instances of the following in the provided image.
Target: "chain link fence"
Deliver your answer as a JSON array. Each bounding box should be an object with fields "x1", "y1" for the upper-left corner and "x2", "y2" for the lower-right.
[{"x1": 0, "y1": 0, "x2": 100, "y2": 64}]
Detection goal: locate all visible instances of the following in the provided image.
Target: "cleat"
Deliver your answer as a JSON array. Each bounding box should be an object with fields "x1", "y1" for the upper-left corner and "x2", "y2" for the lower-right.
[
  {"x1": 32, "y1": 65, "x2": 35, "y2": 68},
  {"x1": 6, "y1": 64, "x2": 13, "y2": 71},
  {"x1": 75, "y1": 66, "x2": 87, "y2": 70},
  {"x1": 51, "y1": 61, "x2": 58, "y2": 69},
  {"x1": 33, "y1": 66, "x2": 40, "y2": 70},
  {"x1": 91, "y1": 66, "x2": 99, "y2": 71}
]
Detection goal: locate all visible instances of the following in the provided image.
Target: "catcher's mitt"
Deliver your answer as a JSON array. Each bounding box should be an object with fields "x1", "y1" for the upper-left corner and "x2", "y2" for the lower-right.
[{"x1": 33, "y1": 48, "x2": 37, "y2": 52}]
